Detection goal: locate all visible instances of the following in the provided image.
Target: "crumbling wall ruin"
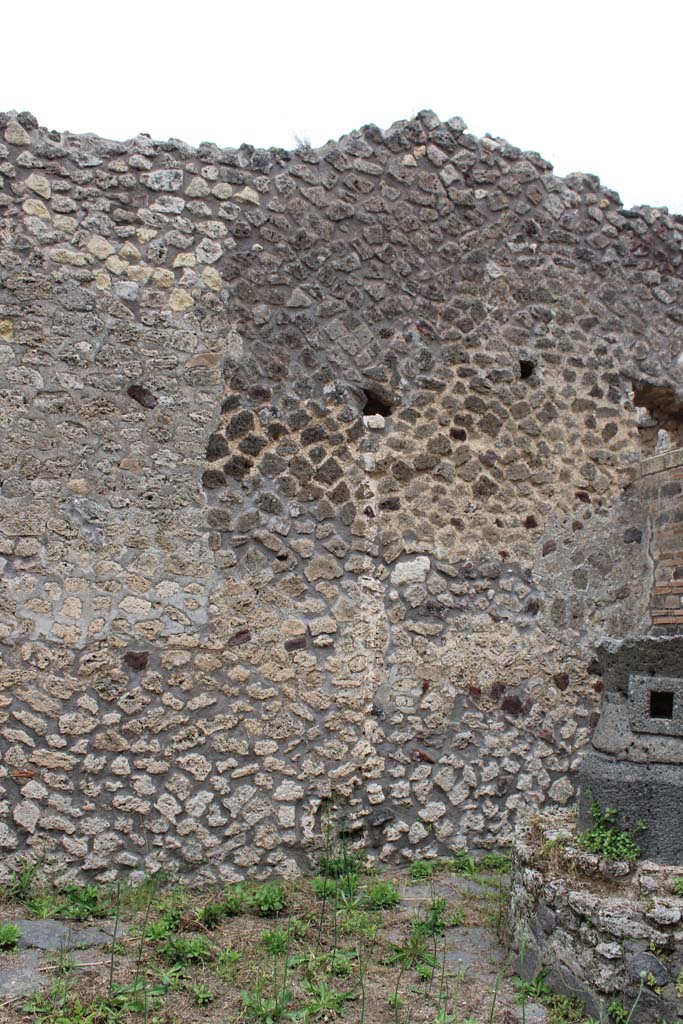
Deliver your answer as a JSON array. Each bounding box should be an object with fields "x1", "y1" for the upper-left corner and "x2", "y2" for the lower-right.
[{"x1": 0, "y1": 109, "x2": 682, "y2": 881}]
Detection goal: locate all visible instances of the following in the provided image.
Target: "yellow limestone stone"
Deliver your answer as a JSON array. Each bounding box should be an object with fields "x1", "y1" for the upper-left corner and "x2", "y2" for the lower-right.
[
  {"x1": 127, "y1": 264, "x2": 152, "y2": 284},
  {"x1": 152, "y1": 268, "x2": 175, "y2": 288},
  {"x1": 169, "y1": 288, "x2": 194, "y2": 311},
  {"x1": 0, "y1": 320, "x2": 13, "y2": 340},
  {"x1": 186, "y1": 176, "x2": 210, "y2": 198},
  {"x1": 87, "y1": 235, "x2": 115, "y2": 260},
  {"x1": 50, "y1": 247, "x2": 87, "y2": 266},
  {"x1": 120, "y1": 241, "x2": 140, "y2": 261},
  {"x1": 25, "y1": 173, "x2": 51, "y2": 199},
  {"x1": 94, "y1": 272, "x2": 111, "y2": 290},
  {"x1": 105, "y1": 255, "x2": 127, "y2": 276},
  {"x1": 22, "y1": 198, "x2": 50, "y2": 219},
  {"x1": 173, "y1": 252, "x2": 196, "y2": 268},
  {"x1": 4, "y1": 121, "x2": 30, "y2": 146},
  {"x1": 202, "y1": 266, "x2": 222, "y2": 290},
  {"x1": 54, "y1": 215, "x2": 77, "y2": 234}
]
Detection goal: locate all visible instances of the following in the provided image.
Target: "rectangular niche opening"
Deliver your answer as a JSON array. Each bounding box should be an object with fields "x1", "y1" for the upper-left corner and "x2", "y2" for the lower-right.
[{"x1": 650, "y1": 690, "x2": 674, "y2": 720}]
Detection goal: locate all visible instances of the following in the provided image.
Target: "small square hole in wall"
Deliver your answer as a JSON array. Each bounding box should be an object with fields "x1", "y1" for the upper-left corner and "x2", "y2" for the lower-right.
[
  {"x1": 362, "y1": 389, "x2": 393, "y2": 417},
  {"x1": 650, "y1": 690, "x2": 674, "y2": 719},
  {"x1": 519, "y1": 359, "x2": 535, "y2": 380}
]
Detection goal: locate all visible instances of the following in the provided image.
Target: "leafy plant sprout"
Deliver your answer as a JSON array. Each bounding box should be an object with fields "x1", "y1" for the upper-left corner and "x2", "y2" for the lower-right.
[
  {"x1": 579, "y1": 800, "x2": 645, "y2": 862},
  {"x1": 0, "y1": 922, "x2": 21, "y2": 951}
]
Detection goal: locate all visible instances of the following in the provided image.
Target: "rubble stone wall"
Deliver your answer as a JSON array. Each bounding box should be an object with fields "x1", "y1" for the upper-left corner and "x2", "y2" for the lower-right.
[
  {"x1": 510, "y1": 811, "x2": 683, "y2": 1023},
  {"x1": 0, "y1": 108, "x2": 682, "y2": 881}
]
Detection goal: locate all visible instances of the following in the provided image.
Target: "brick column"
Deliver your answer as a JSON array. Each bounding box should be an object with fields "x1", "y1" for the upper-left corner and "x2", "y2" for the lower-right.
[{"x1": 641, "y1": 447, "x2": 683, "y2": 633}]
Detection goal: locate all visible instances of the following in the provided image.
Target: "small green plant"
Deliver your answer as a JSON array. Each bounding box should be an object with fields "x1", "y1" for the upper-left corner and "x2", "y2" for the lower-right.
[
  {"x1": 318, "y1": 847, "x2": 366, "y2": 879},
  {"x1": 311, "y1": 873, "x2": 359, "y2": 904},
  {"x1": 412, "y1": 895, "x2": 449, "y2": 937},
  {"x1": 191, "y1": 982, "x2": 215, "y2": 1006},
  {"x1": 410, "y1": 859, "x2": 436, "y2": 880},
  {"x1": 542, "y1": 993, "x2": 587, "y2": 1023},
  {"x1": 0, "y1": 922, "x2": 21, "y2": 950},
  {"x1": 449, "y1": 851, "x2": 478, "y2": 875},
  {"x1": 4, "y1": 858, "x2": 39, "y2": 901},
  {"x1": 151, "y1": 962, "x2": 186, "y2": 992},
  {"x1": 159, "y1": 933, "x2": 213, "y2": 966},
  {"x1": 339, "y1": 908, "x2": 378, "y2": 940},
  {"x1": 327, "y1": 948, "x2": 357, "y2": 977},
  {"x1": 143, "y1": 916, "x2": 178, "y2": 941},
  {"x1": 608, "y1": 999, "x2": 629, "y2": 1024},
  {"x1": 215, "y1": 947, "x2": 242, "y2": 980},
  {"x1": 49, "y1": 943, "x2": 76, "y2": 976},
  {"x1": 261, "y1": 925, "x2": 289, "y2": 955},
  {"x1": 196, "y1": 900, "x2": 225, "y2": 929},
  {"x1": 384, "y1": 929, "x2": 437, "y2": 972},
  {"x1": 60, "y1": 883, "x2": 112, "y2": 920},
  {"x1": 364, "y1": 879, "x2": 400, "y2": 910},
  {"x1": 297, "y1": 977, "x2": 353, "y2": 1019},
  {"x1": 674, "y1": 877, "x2": 683, "y2": 897},
  {"x1": 311, "y1": 875, "x2": 339, "y2": 900},
  {"x1": 606, "y1": 977, "x2": 646, "y2": 1024},
  {"x1": 479, "y1": 851, "x2": 512, "y2": 873},
  {"x1": 579, "y1": 801, "x2": 644, "y2": 862},
  {"x1": 248, "y1": 881, "x2": 286, "y2": 916},
  {"x1": 242, "y1": 981, "x2": 293, "y2": 1023},
  {"x1": 513, "y1": 968, "x2": 553, "y2": 1003},
  {"x1": 223, "y1": 881, "x2": 249, "y2": 915},
  {"x1": 676, "y1": 967, "x2": 683, "y2": 998},
  {"x1": 416, "y1": 960, "x2": 435, "y2": 981}
]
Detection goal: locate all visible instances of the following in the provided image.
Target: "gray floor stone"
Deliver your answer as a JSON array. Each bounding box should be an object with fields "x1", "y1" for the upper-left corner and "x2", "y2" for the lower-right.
[
  {"x1": 0, "y1": 949, "x2": 44, "y2": 998},
  {"x1": 15, "y1": 919, "x2": 121, "y2": 951},
  {"x1": 514, "y1": 1001, "x2": 548, "y2": 1023}
]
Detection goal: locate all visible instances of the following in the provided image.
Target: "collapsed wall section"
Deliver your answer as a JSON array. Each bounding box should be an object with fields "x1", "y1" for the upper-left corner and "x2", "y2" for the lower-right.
[{"x1": 0, "y1": 109, "x2": 682, "y2": 880}]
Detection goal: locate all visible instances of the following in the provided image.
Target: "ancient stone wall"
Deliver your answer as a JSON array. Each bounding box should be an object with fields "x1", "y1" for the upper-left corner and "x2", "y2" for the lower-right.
[
  {"x1": 510, "y1": 811, "x2": 683, "y2": 1023},
  {"x1": 0, "y1": 108, "x2": 682, "y2": 881}
]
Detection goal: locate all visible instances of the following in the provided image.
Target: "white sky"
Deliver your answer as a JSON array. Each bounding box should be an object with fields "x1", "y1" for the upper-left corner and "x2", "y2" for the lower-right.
[{"x1": 3, "y1": 0, "x2": 682, "y2": 213}]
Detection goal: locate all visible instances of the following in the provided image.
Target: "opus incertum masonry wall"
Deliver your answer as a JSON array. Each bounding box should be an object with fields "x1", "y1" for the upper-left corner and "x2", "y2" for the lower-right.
[{"x1": 1, "y1": 108, "x2": 682, "y2": 882}]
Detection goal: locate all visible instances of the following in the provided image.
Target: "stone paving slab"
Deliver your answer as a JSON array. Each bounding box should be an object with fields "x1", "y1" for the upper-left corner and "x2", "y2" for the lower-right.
[
  {"x1": 0, "y1": 919, "x2": 125, "y2": 1005},
  {"x1": 514, "y1": 1002, "x2": 548, "y2": 1022},
  {"x1": 15, "y1": 919, "x2": 123, "y2": 951},
  {"x1": 0, "y1": 949, "x2": 44, "y2": 999},
  {"x1": 399, "y1": 873, "x2": 507, "y2": 903}
]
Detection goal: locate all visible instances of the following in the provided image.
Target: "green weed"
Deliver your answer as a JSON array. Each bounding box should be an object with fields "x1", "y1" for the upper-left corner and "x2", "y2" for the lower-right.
[
  {"x1": 248, "y1": 881, "x2": 286, "y2": 916},
  {"x1": 0, "y1": 921, "x2": 21, "y2": 950},
  {"x1": 579, "y1": 801, "x2": 644, "y2": 862},
  {"x1": 409, "y1": 859, "x2": 436, "y2": 880},
  {"x1": 158, "y1": 933, "x2": 213, "y2": 966},
  {"x1": 191, "y1": 982, "x2": 215, "y2": 1006},
  {"x1": 513, "y1": 968, "x2": 552, "y2": 1003},
  {"x1": 364, "y1": 879, "x2": 400, "y2": 910}
]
